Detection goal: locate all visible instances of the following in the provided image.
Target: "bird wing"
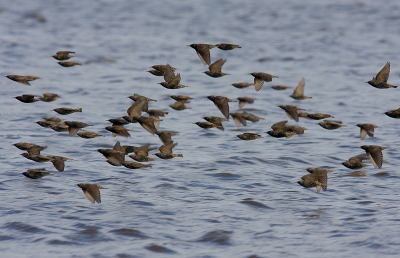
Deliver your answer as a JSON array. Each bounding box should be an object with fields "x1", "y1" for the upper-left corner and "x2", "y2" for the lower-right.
[
  {"x1": 291, "y1": 77, "x2": 305, "y2": 97},
  {"x1": 209, "y1": 59, "x2": 226, "y2": 73},
  {"x1": 375, "y1": 62, "x2": 390, "y2": 83}
]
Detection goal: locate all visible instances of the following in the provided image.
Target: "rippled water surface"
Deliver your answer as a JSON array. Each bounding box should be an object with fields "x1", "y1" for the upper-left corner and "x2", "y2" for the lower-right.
[{"x1": 1, "y1": 0, "x2": 400, "y2": 257}]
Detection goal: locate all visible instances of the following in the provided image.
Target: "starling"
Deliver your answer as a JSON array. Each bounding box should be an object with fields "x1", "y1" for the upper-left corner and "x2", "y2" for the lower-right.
[
  {"x1": 231, "y1": 82, "x2": 254, "y2": 89},
  {"x1": 50, "y1": 123, "x2": 69, "y2": 132},
  {"x1": 77, "y1": 183, "x2": 106, "y2": 204},
  {"x1": 318, "y1": 120, "x2": 346, "y2": 130},
  {"x1": 57, "y1": 61, "x2": 82, "y2": 67},
  {"x1": 342, "y1": 155, "x2": 369, "y2": 169},
  {"x1": 307, "y1": 113, "x2": 334, "y2": 120},
  {"x1": 39, "y1": 93, "x2": 59, "y2": 102},
  {"x1": 203, "y1": 116, "x2": 228, "y2": 131},
  {"x1": 53, "y1": 107, "x2": 82, "y2": 115},
  {"x1": 37, "y1": 120, "x2": 58, "y2": 128},
  {"x1": 278, "y1": 105, "x2": 304, "y2": 122},
  {"x1": 366, "y1": 62, "x2": 397, "y2": 89},
  {"x1": 360, "y1": 145, "x2": 387, "y2": 169},
  {"x1": 122, "y1": 161, "x2": 152, "y2": 169},
  {"x1": 266, "y1": 120, "x2": 296, "y2": 138},
  {"x1": 126, "y1": 99, "x2": 146, "y2": 120},
  {"x1": 241, "y1": 111, "x2": 264, "y2": 123},
  {"x1": 230, "y1": 112, "x2": 247, "y2": 128},
  {"x1": 195, "y1": 121, "x2": 217, "y2": 129},
  {"x1": 44, "y1": 117, "x2": 63, "y2": 123},
  {"x1": 159, "y1": 64, "x2": 187, "y2": 89},
  {"x1": 297, "y1": 111, "x2": 312, "y2": 120},
  {"x1": 52, "y1": 51, "x2": 75, "y2": 60},
  {"x1": 251, "y1": 72, "x2": 279, "y2": 91},
  {"x1": 105, "y1": 125, "x2": 131, "y2": 138},
  {"x1": 64, "y1": 121, "x2": 92, "y2": 136},
  {"x1": 134, "y1": 116, "x2": 160, "y2": 135},
  {"x1": 290, "y1": 77, "x2": 311, "y2": 100},
  {"x1": 384, "y1": 108, "x2": 400, "y2": 118},
  {"x1": 108, "y1": 117, "x2": 130, "y2": 126},
  {"x1": 6, "y1": 75, "x2": 40, "y2": 85},
  {"x1": 128, "y1": 94, "x2": 157, "y2": 111},
  {"x1": 147, "y1": 69, "x2": 164, "y2": 76},
  {"x1": 356, "y1": 123, "x2": 379, "y2": 140},
  {"x1": 15, "y1": 94, "x2": 40, "y2": 103},
  {"x1": 306, "y1": 167, "x2": 332, "y2": 174},
  {"x1": 151, "y1": 64, "x2": 177, "y2": 72},
  {"x1": 21, "y1": 153, "x2": 54, "y2": 163},
  {"x1": 22, "y1": 168, "x2": 51, "y2": 179},
  {"x1": 207, "y1": 95, "x2": 235, "y2": 119},
  {"x1": 156, "y1": 131, "x2": 178, "y2": 145},
  {"x1": 237, "y1": 133, "x2": 263, "y2": 140},
  {"x1": 155, "y1": 143, "x2": 183, "y2": 159},
  {"x1": 47, "y1": 155, "x2": 71, "y2": 172},
  {"x1": 128, "y1": 144, "x2": 156, "y2": 162},
  {"x1": 215, "y1": 43, "x2": 241, "y2": 50},
  {"x1": 271, "y1": 85, "x2": 290, "y2": 90},
  {"x1": 170, "y1": 95, "x2": 192, "y2": 103},
  {"x1": 77, "y1": 131, "x2": 104, "y2": 139},
  {"x1": 237, "y1": 97, "x2": 256, "y2": 109},
  {"x1": 204, "y1": 59, "x2": 229, "y2": 78},
  {"x1": 14, "y1": 142, "x2": 47, "y2": 155},
  {"x1": 298, "y1": 169, "x2": 329, "y2": 193},
  {"x1": 98, "y1": 141, "x2": 125, "y2": 166},
  {"x1": 188, "y1": 43, "x2": 215, "y2": 65},
  {"x1": 146, "y1": 109, "x2": 169, "y2": 117},
  {"x1": 170, "y1": 101, "x2": 189, "y2": 110}
]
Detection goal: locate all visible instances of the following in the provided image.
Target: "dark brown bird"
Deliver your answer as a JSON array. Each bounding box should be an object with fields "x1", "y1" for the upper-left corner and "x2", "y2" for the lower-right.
[
  {"x1": 156, "y1": 131, "x2": 178, "y2": 145},
  {"x1": 278, "y1": 105, "x2": 304, "y2": 122},
  {"x1": 44, "y1": 117, "x2": 63, "y2": 123},
  {"x1": 367, "y1": 62, "x2": 397, "y2": 89},
  {"x1": 64, "y1": 121, "x2": 92, "y2": 136},
  {"x1": 298, "y1": 168, "x2": 329, "y2": 193},
  {"x1": 98, "y1": 141, "x2": 125, "y2": 166},
  {"x1": 342, "y1": 155, "x2": 369, "y2": 169},
  {"x1": 128, "y1": 94, "x2": 157, "y2": 112},
  {"x1": 105, "y1": 125, "x2": 131, "y2": 138},
  {"x1": 290, "y1": 77, "x2": 311, "y2": 100},
  {"x1": 15, "y1": 94, "x2": 40, "y2": 103},
  {"x1": 204, "y1": 59, "x2": 229, "y2": 77},
  {"x1": 170, "y1": 101, "x2": 189, "y2": 111},
  {"x1": 37, "y1": 120, "x2": 58, "y2": 128},
  {"x1": 52, "y1": 51, "x2": 75, "y2": 60},
  {"x1": 107, "y1": 117, "x2": 130, "y2": 126},
  {"x1": 237, "y1": 133, "x2": 263, "y2": 140},
  {"x1": 231, "y1": 82, "x2": 254, "y2": 89},
  {"x1": 159, "y1": 64, "x2": 187, "y2": 89},
  {"x1": 170, "y1": 95, "x2": 192, "y2": 103},
  {"x1": 134, "y1": 116, "x2": 160, "y2": 135},
  {"x1": 39, "y1": 93, "x2": 59, "y2": 102},
  {"x1": 230, "y1": 112, "x2": 247, "y2": 128},
  {"x1": 57, "y1": 61, "x2": 82, "y2": 67},
  {"x1": 126, "y1": 100, "x2": 146, "y2": 121},
  {"x1": 122, "y1": 161, "x2": 152, "y2": 169},
  {"x1": 271, "y1": 85, "x2": 290, "y2": 90},
  {"x1": 360, "y1": 145, "x2": 387, "y2": 169},
  {"x1": 385, "y1": 108, "x2": 400, "y2": 118},
  {"x1": 21, "y1": 153, "x2": 54, "y2": 163},
  {"x1": 53, "y1": 107, "x2": 82, "y2": 115},
  {"x1": 195, "y1": 122, "x2": 217, "y2": 129},
  {"x1": 147, "y1": 69, "x2": 164, "y2": 76},
  {"x1": 356, "y1": 123, "x2": 379, "y2": 140},
  {"x1": 307, "y1": 113, "x2": 334, "y2": 120},
  {"x1": 77, "y1": 131, "x2": 104, "y2": 139},
  {"x1": 215, "y1": 43, "x2": 241, "y2": 50},
  {"x1": 22, "y1": 168, "x2": 51, "y2": 179},
  {"x1": 152, "y1": 64, "x2": 177, "y2": 72},
  {"x1": 47, "y1": 155, "x2": 71, "y2": 172},
  {"x1": 251, "y1": 72, "x2": 279, "y2": 91},
  {"x1": 237, "y1": 97, "x2": 256, "y2": 109},
  {"x1": 207, "y1": 95, "x2": 235, "y2": 119},
  {"x1": 77, "y1": 183, "x2": 106, "y2": 204},
  {"x1": 50, "y1": 123, "x2": 69, "y2": 132},
  {"x1": 203, "y1": 116, "x2": 227, "y2": 131},
  {"x1": 318, "y1": 120, "x2": 346, "y2": 130},
  {"x1": 6, "y1": 75, "x2": 40, "y2": 85},
  {"x1": 241, "y1": 111, "x2": 264, "y2": 123},
  {"x1": 14, "y1": 142, "x2": 47, "y2": 155},
  {"x1": 155, "y1": 143, "x2": 183, "y2": 159},
  {"x1": 128, "y1": 144, "x2": 156, "y2": 162},
  {"x1": 265, "y1": 120, "x2": 296, "y2": 138},
  {"x1": 297, "y1": 111, "x2": 312, "y2": 120},
  {"x1": 188, "y1": 43, "x2": 215, "y2": 65},
  {"x1": 146, "y1": 109, "x2": 169, "y2": 117}
]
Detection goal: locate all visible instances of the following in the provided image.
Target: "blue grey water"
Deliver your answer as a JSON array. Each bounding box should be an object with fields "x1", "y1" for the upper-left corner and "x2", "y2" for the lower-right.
[{"x1": 1, "y1": 0, "x2": 400, "y2": 257}]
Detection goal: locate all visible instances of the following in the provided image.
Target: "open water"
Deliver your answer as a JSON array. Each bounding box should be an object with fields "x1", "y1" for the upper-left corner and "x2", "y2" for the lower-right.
[{"x1": 1, "y1": 0, "x2": 400, "y2": 257}]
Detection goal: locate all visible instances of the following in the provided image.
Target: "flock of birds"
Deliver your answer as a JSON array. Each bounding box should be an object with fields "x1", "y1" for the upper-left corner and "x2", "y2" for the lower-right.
[{"x1": 6, "y1": 44, "x2": 398, "y2": 204}]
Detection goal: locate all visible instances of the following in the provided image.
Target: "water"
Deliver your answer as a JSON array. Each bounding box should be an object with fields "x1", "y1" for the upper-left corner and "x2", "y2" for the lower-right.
[{"x1": 1, "y1": 0, "x2": 400, "y2": 257}]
